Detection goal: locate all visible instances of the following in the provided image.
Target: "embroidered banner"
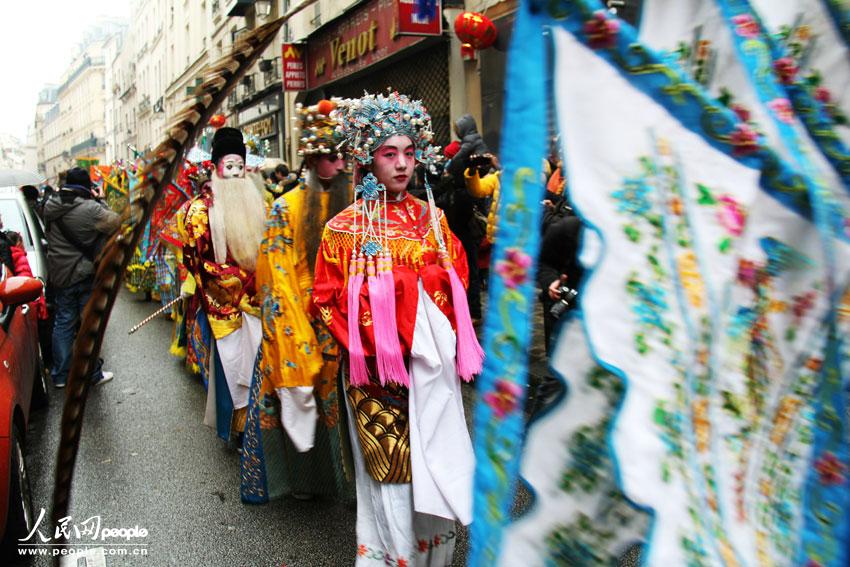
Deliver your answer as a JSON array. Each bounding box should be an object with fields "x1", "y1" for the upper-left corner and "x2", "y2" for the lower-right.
[{"x1": 473, "y1": 1, "x2": 850, "y2": 565}]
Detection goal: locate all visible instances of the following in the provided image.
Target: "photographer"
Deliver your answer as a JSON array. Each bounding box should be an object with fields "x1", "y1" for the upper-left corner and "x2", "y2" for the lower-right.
[
  {"x1": 438, "y1": 114, "x2": 494, "y2": 322},
  {"x1": 536, "y1": 214, "x2": 583, "y2": 355}
]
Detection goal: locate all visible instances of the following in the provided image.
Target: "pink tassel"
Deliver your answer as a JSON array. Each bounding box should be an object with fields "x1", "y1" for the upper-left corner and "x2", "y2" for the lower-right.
[
  {"x1": 368, "y1": 254, "x2": 410, "y2": 387},
  {"x1": 347, "y1": 255, "x2": 370, "y2": 387},
  {"x1": 445, "y1": 256, "x2": 484, "y2": 381}
]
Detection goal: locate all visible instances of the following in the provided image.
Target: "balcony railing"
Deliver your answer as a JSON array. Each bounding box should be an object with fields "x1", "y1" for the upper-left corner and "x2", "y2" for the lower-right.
[{"x1": 70, "y1": 136, "x2": 104, "y2": 156}]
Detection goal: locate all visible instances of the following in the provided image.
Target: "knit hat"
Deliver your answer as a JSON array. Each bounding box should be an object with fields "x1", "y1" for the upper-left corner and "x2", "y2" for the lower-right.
[
  {"x1": 444, "y1": 140, "x2": 461, "y2": 160},
  {"x1": 210, "y1": 127, "x2": 246, "y2": 164},
  {"x1": 64, "y1": 167, "x2": 93, "y2": 190},
  {"x1": 293, "y1": 99, "x2": 343, "y2": 158}
]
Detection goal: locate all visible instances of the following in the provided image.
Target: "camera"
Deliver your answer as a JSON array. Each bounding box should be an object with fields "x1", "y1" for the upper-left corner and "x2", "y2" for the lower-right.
[{"x1": 549, "y1": 286, "x2": 578, "y2": 320}]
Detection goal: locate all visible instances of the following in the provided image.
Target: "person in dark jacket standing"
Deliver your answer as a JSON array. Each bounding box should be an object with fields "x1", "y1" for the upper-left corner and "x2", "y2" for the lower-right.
[
  {"x1": 442, "y1": 114, "x2": 491, "y2": 322},
  {"x1": 447, "y1": 114, "x2": 490, "y2": 178},
  {"x1": 43, "y1": 167, "x2": 120, "y2": 388},
  {"x1": 536, "y1": 214, "x2": 583, "y2": 354}
]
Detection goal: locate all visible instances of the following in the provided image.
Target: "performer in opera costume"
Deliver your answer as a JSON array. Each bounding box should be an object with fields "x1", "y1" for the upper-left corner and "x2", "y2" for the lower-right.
[
  {"x1": 310, "y1": 91, "x2": 484, "y2": 565},
  {"x1": 240, "y1": 100, "x2": 354, "y2": 503},
  {"x1": 177, "y1": 127, "x2": 266, "y2": 442}
]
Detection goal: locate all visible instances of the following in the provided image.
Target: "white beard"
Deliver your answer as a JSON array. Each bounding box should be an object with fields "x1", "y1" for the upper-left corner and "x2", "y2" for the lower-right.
[{"x1": 208, "y1": 174, "x2": 266, "y2": 272}]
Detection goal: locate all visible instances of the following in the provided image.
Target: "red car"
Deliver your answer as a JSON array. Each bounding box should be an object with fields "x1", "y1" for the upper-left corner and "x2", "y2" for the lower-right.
[{"x1": 0, "y1": 271, "x2": 46, "y2": 550}]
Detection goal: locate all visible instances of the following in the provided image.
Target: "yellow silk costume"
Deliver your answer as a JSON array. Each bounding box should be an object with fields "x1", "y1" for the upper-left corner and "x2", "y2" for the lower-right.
[{"x1": 255, "y1": 184, "x2": 340, "y2": 409}]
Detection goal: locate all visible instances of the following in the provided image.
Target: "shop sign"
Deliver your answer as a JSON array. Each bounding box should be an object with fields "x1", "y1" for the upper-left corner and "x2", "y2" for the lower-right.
[
  {"x1": 396, "y1": 0, "x2": 443, "y2": 36},
  {"x1": 243, "y1": 114, "x2": 277, "y2": 139},
  {"x1": 306, "y1": 0, "x2": 429, "y2": 90},
  {"x1": 282, "y1": 43, "x2": 307, "y2": 91}
]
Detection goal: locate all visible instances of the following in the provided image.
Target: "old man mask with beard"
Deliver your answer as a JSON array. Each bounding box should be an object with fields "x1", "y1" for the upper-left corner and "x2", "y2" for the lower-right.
[{"x1": 208, "y1": 153, "x2": 266, "y2": 272}]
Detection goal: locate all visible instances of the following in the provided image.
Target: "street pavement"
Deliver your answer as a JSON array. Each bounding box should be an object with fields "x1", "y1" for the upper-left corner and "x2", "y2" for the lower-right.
[
  {"x1": 16, "y1": 281, "x2": 584, "y2": 566},
  {"x1": 21, "y1": 289, "x2": 475, "y2": 566}
]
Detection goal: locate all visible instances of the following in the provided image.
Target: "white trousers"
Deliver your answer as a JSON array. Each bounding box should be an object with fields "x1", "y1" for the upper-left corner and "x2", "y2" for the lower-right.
[
  {"x1": 214, "y1": 313, "x2": 261, "y2": 410},
  {"x1": 346, "y1": 401, "x2": 457, "y2": 567},
  {"x1": 346, "y1": 282, "x2": 475, "y2": 565}
]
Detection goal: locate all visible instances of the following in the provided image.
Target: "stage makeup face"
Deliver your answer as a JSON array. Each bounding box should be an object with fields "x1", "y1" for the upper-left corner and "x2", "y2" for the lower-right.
[{"x1": 371, "y1": 135, "x2": 415, "y2": 194}]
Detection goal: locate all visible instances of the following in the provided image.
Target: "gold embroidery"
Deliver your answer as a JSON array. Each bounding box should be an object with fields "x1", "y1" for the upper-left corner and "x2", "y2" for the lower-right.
[
  {"x1": 360, "y1": 310, "x2": 373, "y2": 327},
  {"x1": 770, "y1": 396, "x2": 802, "y2": 445},
  {"x1": 347, "y1": 387, "x2": 410, "y2": 483},
  {"x1": 432, "y1": 291, "x2": 448, "y2": 307},
  {"x1": 320, "y1": 306, "x2": 333, "y2": 326}
]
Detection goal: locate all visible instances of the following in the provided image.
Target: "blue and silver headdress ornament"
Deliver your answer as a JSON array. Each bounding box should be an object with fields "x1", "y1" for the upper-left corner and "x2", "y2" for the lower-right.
[{"x1": 333, "y1": 89, "x2": 443, "y2": 170}]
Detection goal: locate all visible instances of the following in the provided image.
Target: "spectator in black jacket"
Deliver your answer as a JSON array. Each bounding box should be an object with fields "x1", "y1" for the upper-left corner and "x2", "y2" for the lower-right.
[
  {"x1": 439, "y1": 114, "x2": 492, "y2": 322},
  {"x1": 43, "y1": 167, "x2": 120, "y2": 388},
  {"x1": 536, "y1": 214, "x2": 583, "y2": 354}
]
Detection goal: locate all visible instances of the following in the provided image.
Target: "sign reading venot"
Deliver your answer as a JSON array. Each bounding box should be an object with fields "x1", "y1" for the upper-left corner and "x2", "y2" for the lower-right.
[
  {"x1": 305, "y1": 0, "x2": 432, "y2": 90},
  {"x1": 282, "y1": 43, "x2": 307, "y2": 91}
]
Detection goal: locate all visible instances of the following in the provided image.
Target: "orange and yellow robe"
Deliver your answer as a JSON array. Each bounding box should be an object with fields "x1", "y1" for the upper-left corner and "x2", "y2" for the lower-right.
[{"x1": 243, "y1": 184, "x2": 352, "y2": 502}]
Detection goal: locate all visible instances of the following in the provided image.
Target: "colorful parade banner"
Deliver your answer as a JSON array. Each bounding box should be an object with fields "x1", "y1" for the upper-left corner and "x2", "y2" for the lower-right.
[
  {"x1": 470, "y1": 1, "x2": 548, "y2": 564},
  {"x1": 748, "y1": 0, "x2": 850, "y2": 179},
  {"x1": 473, "y1": 1, "x2": 850, "y2": 565}
]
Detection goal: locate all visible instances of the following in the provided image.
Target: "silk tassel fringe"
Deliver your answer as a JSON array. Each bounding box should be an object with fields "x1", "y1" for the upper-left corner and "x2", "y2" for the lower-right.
[
  {"x1": 447, "y1": 264, "x2": 484, "y2": 381},
  {"x1": 369, "y1": 254, "x2": 410, "y2": 387},
  {"x1": 347, "y1": 256, "x2": 370, "y2": 386}
]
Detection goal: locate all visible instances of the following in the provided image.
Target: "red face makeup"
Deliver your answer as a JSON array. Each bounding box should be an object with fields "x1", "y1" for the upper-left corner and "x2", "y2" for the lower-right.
[{"x1": 371, "y1": 135, "x2": 415, "y2": 194}]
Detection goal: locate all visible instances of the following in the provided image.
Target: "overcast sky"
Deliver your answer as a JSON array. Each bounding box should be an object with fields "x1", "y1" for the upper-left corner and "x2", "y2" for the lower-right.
[{"x1": 0, "y1": 1, "x2": 132, "y2": 142}]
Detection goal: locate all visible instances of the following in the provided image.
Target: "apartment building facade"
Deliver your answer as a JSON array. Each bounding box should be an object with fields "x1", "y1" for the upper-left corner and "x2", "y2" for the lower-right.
[
  {"x1": 38, "y1": 1, "x2": 642, "y2": 177},
  {"x1": 37, "y1": 41, "x2": 109, "y2": 180}
]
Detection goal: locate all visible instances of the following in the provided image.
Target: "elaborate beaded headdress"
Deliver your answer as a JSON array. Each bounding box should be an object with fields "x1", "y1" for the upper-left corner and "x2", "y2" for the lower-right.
[
  {"x1": 293, "y1": 99, "x2": 344, "y2": 158},
  {"x1": 333, "y1": 90, "x2": 443, "y2": 169}
]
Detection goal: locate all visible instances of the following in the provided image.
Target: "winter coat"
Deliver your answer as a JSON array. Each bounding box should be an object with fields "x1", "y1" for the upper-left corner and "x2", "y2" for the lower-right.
[
  {"x1": 537, "y1": 214, "x2": 583, "y2": 302},
  {"x1": 9, "y1": 244, "x2": 47, "y2": 319},
  {"x1": 447, "y1": 114, "x2": 490, "y2": 179},
  {"x1": 440, "y1": 115, "x2": 492, "y2": 239},
  {"x1": 43, "y1": 187, "x2": 121, "y2": 289},
  {"x1": 10, "y1": 245, "x2": 33, "y2": 278}
]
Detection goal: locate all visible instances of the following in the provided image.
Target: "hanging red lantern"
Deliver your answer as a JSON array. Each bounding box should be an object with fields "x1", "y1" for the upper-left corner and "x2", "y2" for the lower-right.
[
  {"x1": 454, "y1": 12, "x2": 498, "y2": 50},
  {"x1": 209, "y1": 114, "x2": 227, "y2": 129}
]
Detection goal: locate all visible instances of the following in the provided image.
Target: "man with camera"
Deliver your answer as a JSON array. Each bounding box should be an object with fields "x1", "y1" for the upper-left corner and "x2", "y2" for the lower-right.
[
  {"x1": 43, "y1": 167, "x2": 120, "y2": 388},
  {"x1": 524, "y1": 213, "x2": 583, "y2": 417},
  {"x1": 537, "y1": 214, "x2": 583, "y2": 351}
]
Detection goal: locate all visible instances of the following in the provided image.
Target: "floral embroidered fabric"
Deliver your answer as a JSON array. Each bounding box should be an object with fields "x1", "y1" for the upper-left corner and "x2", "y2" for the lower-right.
[{"x1": 472, "y1": 2, "x2": 850, "y2": 566}]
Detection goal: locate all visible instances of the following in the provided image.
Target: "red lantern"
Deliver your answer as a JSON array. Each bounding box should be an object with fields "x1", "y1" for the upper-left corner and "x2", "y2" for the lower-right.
[
  {"x1": 454, "y1": 12, "x2": 498, "y2": 50},
  {"x1": 209, "y1": 114, "x2": 227, "y2": 129}
]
